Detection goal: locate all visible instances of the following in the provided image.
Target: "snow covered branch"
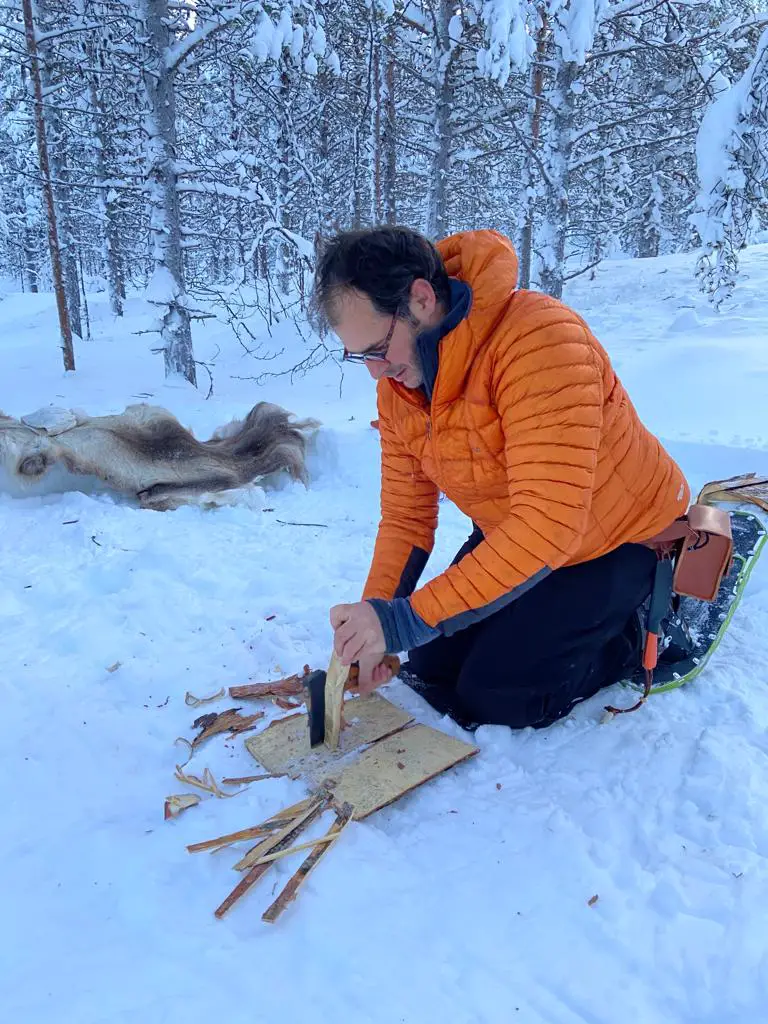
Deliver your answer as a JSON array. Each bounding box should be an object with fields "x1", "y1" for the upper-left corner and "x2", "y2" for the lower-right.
[{"x1": 692, "y1": 26, "x2": 768, "y2": 308}]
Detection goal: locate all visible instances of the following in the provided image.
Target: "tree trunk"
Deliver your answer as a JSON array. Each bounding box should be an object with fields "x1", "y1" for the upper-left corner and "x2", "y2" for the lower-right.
[
  {"x1": 211, "y1": 198, "x2": 222, "y2": 283},
  {"x1": 58, "y1": 178, "x2": 82, "y2": 338},
  {"x1": 22, "y1": 207, "x2": 39, "y2": 293},
  {"x1": 139, "y1": 0, "x2": 196, "y2": 385},
  {"x1": 426, "y1": 0, "x2": 454, "y2": 241},
  {"x1": 21, "y1": 0, "x2": 74, "y2": 371},
  {"x1": 382, "y1": 32, "x2": 397, "y2": 224},
  {"x1": 352, "y1": 18, "x2": 377, "y2": 230},
  {"x1": 637, "y1": 221, "x2": 661, "y2": 258},
  {"x1": 88, "y1": 69, "x2": 124, "y2": 316},
  {"x1": 637, "y1": 172, "x2": 662, "y2": 257},
  {"x1": 519, "y1": 18, "x2": 548, "y2": 290},
  {"x1": 78, "y1": 253, "x2": 91, "y2": 340},
  {"x1": 229, "y1": 71, "x2": 247, "y2": 280},
  {"x1": 24, "y1": 231, "x2": 39, "y2": 292},
  {"x1": 35, "y1": 0, "x2": 82, "y2": 339},
  {"x1": 538, "y1": 59, "x2": 576, "y2": 299},
  {"x1": 352, "y1": 122, "x2": 364, "y2": 228},
  {"x1": 275, "y1": 66, "x2": 292, "y2": 295},
  {"x1": 105, "y1": 201, "x2": 126, "y2": 312},
  {"x1": 315, "y1": 89, "x2": 337, "y2": 239},
  {"x1": 372, "y1": 11, "x2": 382, "y2": 223},
  {"x1": 587, "y1": 159, "x2": 606, "y2": 273}
]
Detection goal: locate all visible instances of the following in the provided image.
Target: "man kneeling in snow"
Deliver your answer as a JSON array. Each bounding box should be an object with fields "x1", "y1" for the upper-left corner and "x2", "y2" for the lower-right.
[{"x1": 314, "y1": 226, "x2": 689, "y2": 729}]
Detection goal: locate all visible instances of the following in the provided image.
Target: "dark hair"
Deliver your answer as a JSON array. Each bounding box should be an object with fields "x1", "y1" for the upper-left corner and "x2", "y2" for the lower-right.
[{"x1": 310, "y1": 225, "x2": 452, "y2": 329}]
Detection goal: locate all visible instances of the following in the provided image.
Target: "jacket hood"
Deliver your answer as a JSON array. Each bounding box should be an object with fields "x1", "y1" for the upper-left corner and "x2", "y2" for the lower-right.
[{"x1": 437, "y1": 229, "x2": 519, "y2": 310}]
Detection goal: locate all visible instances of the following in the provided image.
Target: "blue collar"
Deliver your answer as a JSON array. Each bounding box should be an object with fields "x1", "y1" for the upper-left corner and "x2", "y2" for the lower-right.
[{"x1": 415, "y1": 279, "x2": 473, "y2": 401}]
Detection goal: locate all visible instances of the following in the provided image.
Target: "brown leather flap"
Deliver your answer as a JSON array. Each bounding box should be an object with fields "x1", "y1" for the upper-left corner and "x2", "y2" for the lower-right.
[
  {"x1": 673, "y1": 505, "x2": 733, "y2": 601},
  {"x1": 645, "y1": 504, "x2": 733, "y2": 602},
  {"x1": 686, "y1": 503, "x2": 732, "y2": 540}
]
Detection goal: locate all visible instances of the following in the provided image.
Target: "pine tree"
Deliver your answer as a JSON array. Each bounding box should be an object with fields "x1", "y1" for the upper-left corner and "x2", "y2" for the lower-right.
[{"x1": 21, "y1": 0, "x2": 75, "y2": 370}]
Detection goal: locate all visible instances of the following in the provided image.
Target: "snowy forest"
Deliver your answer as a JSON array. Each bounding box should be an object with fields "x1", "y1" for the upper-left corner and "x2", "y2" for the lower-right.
[{"x1": 1, "y1": 0, "x2": 767, "y2": 387}]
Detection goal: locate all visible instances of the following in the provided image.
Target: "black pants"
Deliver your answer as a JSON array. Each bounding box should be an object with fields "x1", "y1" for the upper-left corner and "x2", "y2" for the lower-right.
[{"x1": 405, "y1": 526, "x2": 657, "y2": 729}]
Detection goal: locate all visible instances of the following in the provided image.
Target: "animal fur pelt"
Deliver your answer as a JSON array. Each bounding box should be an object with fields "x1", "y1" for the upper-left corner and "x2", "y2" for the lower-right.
[{"x1": 0, "y1": 402, "x2": 320, "y2": 510}]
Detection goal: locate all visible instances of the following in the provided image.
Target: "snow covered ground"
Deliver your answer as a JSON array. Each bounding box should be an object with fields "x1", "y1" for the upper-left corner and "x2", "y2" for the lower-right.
[{"x1": 3, "y1": 247, "x2": 768, "y2": 1024}]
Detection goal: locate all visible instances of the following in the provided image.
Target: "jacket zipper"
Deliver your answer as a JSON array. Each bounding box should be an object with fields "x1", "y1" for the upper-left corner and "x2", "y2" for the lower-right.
[
  {"x1": 428, "y1": 362, "x2": 443, "y2": 482},
  {"x1": 389, "y1": 374, "x2": 441, "y2": 481}
]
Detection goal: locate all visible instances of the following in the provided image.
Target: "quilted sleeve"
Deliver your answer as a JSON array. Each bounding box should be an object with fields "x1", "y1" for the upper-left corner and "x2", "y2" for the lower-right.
[
  {"x1": 361, "y1": 386, "x2": 440, "y2": 602},
  {"x1": 410, "y1": 322, "x2": 604, "y2": 632}
]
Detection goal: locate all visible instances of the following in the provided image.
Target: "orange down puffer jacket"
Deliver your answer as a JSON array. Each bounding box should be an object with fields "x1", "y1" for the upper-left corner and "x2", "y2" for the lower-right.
[{"x1": 361, "y1": 229, "x2": 690, "y2": 634}]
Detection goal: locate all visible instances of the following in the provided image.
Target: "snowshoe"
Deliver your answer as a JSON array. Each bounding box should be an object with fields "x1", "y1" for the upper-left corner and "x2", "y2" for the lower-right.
[{"x1": 626, "y1": 509, "x2": 767, "y2": 695}]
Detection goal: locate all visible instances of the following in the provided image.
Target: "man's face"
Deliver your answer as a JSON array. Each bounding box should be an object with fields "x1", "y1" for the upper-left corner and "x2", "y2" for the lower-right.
[{"x1": 332, "y1": 280, "x2": 441, "y2": 389}]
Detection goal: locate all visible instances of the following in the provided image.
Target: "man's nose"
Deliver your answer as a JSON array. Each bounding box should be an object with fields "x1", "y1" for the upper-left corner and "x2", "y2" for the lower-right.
[{"x1": 367, "y1": 360, "x2": 389, "y2": 380}]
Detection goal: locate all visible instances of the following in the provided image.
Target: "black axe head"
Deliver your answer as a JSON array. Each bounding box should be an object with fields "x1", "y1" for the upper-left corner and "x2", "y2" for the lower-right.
[{"x1": 302, "y1": 669, "x2": 327, "y2": 747}]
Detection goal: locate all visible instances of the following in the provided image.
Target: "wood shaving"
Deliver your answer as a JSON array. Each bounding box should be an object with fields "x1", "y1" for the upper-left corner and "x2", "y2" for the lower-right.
[
  {"x1": 233, "y1": 831, "x2": 290, "y2": 871},
  {"x1": 187, "y1": 800, "x2": 315, "y2": 857},
  {"x1": 187, "y1": 821, "x2": 284, "y2": 855},
  {"x1": 174, "y1": 765, "x2": 243, "y2": 799},
  {"x1": 261, "y1": 802, "x2": 354, "y2": 923},
  {"x1": 185, "y1": 686, "x2": 226, "y2": 707},
  {"x1": 250, "y1": 833, "x2": 337, "y2": 866},
  {"x1": 229, "y1": 670, "x2": 310, "y2": 701},
  {"x1": 174, "y1": 736, "x2": 194, "y2": 767},
  {"x1": 191, "y1": 707, "x2": 264, "y2": 748},
  {"x1": 164, "y1": 793, "x2": 201, "y2": 819},
  {"x1": 213, "y1": 795, "x2": 329, "y2": 918},
  {"x1": 221, "y1": 774, "x2": 274, "y2": 786}
]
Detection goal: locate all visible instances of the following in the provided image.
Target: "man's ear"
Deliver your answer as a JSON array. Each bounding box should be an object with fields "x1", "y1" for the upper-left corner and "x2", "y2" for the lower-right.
[{"x1": 409, "y1": 277, "x2": 438, "y2": 317}]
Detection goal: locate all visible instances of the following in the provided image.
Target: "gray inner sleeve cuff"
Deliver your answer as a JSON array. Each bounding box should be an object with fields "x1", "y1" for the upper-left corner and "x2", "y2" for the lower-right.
[{"x1": 367, "y1": 597, "x2": 441, "y2": 654}]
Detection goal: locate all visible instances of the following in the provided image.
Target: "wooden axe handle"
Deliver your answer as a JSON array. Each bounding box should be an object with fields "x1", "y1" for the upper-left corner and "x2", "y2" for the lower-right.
[
  {"x1": 323, "y1": 651, "x2": 350, "y2": 751},
  {"x1": 347, "y1": 654, "x2": 401, "y2": 686},
  {"x1": 326, "y1": 655, "x2": 402, "y2": 751}
]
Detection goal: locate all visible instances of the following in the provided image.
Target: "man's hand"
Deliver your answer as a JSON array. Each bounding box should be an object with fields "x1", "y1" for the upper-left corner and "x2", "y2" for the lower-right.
[
  {"x1": 354, "y1": 653, "x2": 396, "y2": 696},
  {"x1": 330, "y1": 600, "x2": 386, "y2": 666}
]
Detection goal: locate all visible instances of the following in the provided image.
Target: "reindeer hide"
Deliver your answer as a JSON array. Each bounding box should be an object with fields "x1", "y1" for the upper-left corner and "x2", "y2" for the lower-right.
[{"x1": 0, "y1": 402, "x2": 319, "y2": 510}]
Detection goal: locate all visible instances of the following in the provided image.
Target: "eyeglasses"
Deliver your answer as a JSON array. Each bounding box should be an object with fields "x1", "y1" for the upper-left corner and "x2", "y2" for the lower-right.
[{"x1": 342, "y1": 311, "x2": 398, "y2": 364}]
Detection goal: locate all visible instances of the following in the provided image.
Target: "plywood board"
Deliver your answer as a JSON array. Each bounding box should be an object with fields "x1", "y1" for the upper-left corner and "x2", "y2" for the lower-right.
[
  {"x1": 324, "y1": 724, "x2": 479, "y2": 820},
  {"x1": 245, "y1": 693, "x2": 413, "y2": 779}
]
